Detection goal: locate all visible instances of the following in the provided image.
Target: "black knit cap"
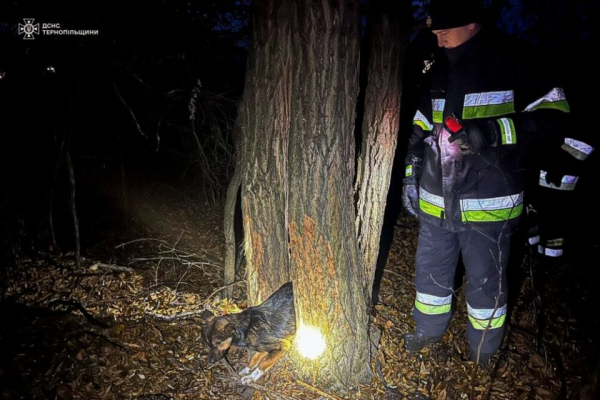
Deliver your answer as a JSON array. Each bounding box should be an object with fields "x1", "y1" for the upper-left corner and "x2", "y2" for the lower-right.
[{"x1": 428, "y1": 0, "x2": 483, "y2": 30}]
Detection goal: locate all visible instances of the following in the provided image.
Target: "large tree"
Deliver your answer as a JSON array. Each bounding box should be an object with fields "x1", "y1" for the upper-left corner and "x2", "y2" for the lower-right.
[
  {"x1": 286, "y1": 0, "x2": 371, "y2": 389},
  {"x1": 355, "y1": 0, "x2": 410, "y2": 297},
  {"x1": 224, "y1": 0, "x2": 410, "y2": 391},
  {"x1": 224, "y1": 0, "x2": 292, "y2": 304}
]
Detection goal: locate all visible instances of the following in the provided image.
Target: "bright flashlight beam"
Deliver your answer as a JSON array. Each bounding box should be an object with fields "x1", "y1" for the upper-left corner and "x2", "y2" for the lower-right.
[{"x1": 295, "y1": 324, "x2": 326, "y2": 360}]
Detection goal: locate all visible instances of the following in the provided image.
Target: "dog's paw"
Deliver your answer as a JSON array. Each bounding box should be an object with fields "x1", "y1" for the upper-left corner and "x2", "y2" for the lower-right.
[
  {"x1": 239, "y1": 367, "x2": 252, "y2": 376},
  {"x1": 240, "y1": 368, "x2": 264, "y2": 384}
]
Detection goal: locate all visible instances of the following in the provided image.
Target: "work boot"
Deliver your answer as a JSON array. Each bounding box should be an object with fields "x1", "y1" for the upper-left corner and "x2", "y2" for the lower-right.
[
  {"x1": 470, "y1": 349, "x2": 495, "y2": 364},
  {"x1": 403, "y1": 331, "x2": 442, "y2": 351}
]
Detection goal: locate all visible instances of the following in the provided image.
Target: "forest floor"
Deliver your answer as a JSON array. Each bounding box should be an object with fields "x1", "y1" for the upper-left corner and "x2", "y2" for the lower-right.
[{"x1": 1, "y1": 184, "x2": 599, "y2": 400}]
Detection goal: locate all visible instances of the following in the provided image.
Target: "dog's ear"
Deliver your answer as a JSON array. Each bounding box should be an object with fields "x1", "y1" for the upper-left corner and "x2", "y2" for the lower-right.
[
  {"x1": 224, "y1": 322, "x2": 236, "y2": 337},
  {"x1": 201, "y1": 310, "x2": 216, "y2": 324}
]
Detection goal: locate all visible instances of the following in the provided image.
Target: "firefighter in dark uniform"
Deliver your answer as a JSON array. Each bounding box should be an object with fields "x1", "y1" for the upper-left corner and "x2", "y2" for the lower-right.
[{"x1": 401, "y1": 0, "x2": 573, "y2": 363}]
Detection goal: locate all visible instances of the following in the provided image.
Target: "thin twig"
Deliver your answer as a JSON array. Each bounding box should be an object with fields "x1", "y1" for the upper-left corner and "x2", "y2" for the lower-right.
[
  {"x1": 115, "y1": 238, "x2": 168, "y2": 249},
  {"x1": 65, "y1": 150, "x2": 81, "y2": 268},
  {"x1": 247, "y1": 383, "x2": 300, "y2": 400},
  {"x1": 296, "y1": 379, "x2": 344, "y2": 400},
  {"x1": 113, "y1": 81, "x2": 148, "y2": 138},
  {"x1": 94, "y1": 263, "x2": 135, "y2": 273},
  {"x1": 80, "y1": 330, "x2": 129, "y2": 352},
  {"x1": 205, "y1": 280, "x2": 247, "y2": 302},
  {"x1": 144, "y1": 309, "x2": 207, "y2": 321}
]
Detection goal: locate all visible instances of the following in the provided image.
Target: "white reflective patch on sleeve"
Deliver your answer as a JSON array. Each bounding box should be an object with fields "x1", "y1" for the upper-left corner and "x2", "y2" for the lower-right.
[
  {"x1": 432, "y1": 99, "x2": 446, "y2": 112},
  {"x1": 413, "y1": 110, "x2": 433, "y2": 131},
  {"x1": 524, "y1": 87, "x2": 567, "y2": 112},
  {"x1": 416, "y1": 291, "x2": 452, "y2": 306},
  {"x1": 565, "y1": 138, "x2": 594, "y2": 160},
  {"x1": 529, "y1": 235, "x2": 540, "y2": 245},
  {"x1": 544, "y1": 248, "x2": 563, "y2": 257},
  {"x1": 467, "y1": 304, "x2": 507, "y2": 319},
  {"x1": 464, "y1": 91, "x2": 514, "y2": 107},
  {"x1": 419, "y1": 188, "x2": 445, "y2": 207}
]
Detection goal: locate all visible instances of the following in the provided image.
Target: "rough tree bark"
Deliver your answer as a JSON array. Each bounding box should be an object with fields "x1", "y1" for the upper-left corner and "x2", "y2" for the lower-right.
[
  {"x1": 233, "y1": 0, "x2": 293, "y2": 304},
  {"x1": 225, "y1": 0, "x2": 412, "y2": 391},
  {"x1": 355, "y1": 1, "x2": 410, "y2": 301},
  {"x1": 223, "y1": 166, "x2": 242, "y2": 299},
  {"x1": 287, "y1": 0, "x2": 372, "y2": 390}
]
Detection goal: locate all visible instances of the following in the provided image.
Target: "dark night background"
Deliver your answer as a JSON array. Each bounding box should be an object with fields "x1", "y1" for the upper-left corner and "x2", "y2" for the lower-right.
[{"x1": 1, "y1": 0, "x2": 600, "y2": 398}]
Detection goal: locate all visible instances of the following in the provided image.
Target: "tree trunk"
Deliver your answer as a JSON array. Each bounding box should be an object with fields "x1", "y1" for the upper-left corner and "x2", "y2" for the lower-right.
[
  {"x1": 223, "y1": 166, "x2": 242, "y2": 299},
  {"x1": 288, "y1": 0, "x2": 371, "y2": 390},
  {"x1": 355, "y1": 1, "x2": 410, "y2": 301},
  {"x1": 238, "y1": 0, "x2": 293, "y2": 304}
]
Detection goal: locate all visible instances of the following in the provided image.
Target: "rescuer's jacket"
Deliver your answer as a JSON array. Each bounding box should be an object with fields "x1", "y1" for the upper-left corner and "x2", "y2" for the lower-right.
[{"x1": 405, "y1": 29, "x2": 571, "y2": 232}]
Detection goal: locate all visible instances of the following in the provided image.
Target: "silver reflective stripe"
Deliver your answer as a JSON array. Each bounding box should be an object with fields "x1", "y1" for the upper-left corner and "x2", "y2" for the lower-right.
[
  {"x1": 432, "y1": 99, "x2": 445, "y2": 112},
  {"x1": 538, "y1": 246, "x2": 564, "y2": 257},
  {"x1": 524, "y1": 87, "x2": 569, "y2": 112},
  {"x1": 417, "y1": 292, "x2": 452, "y2": 306},
  {"x1": 546, "y1": 248, "x2": 563, "y2": 257},
  {"x1": 464, "y1": 91, "x2": 514, "y2": 107},
  {"x1": 413, "y1": 110, "x2": 433, "y2": 131},
  {"x1": 460, "y1": 193, "x2": 523, "y2": 211},
  {"x1": 467, "y1": 304, "x2": 507, "y2": 319},
  {"x1": 564, "y1": 138, "x2": 594, "y2": 160},
  {"x1": 539, "y1": 171, "x2": 578, "y2": 191},
  {"x1": 432, "y1": 99, "x2": 446, "y2": 123},
  {"x1": 529, "y1": 235, "x2": 540, "y2": 245},
  {"x1": 419, "y1": 187, "x2": 445, "y2": 208}
]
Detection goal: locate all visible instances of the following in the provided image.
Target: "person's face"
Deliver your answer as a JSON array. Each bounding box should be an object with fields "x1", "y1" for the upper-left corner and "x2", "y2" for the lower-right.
[{"x1": 432, "y1": 23, "x2": 480, "y2": 49}]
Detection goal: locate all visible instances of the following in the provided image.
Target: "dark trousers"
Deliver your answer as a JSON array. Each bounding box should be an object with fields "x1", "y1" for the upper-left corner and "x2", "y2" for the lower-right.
[{"x1": 413, "y1": 221, "x2": 510, "y2": 355}]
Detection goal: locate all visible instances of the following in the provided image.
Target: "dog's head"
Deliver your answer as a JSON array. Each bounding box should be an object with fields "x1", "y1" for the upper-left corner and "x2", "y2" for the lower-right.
[{"x1": 201, "y1": 310, "x2": 236, "y2": 363}]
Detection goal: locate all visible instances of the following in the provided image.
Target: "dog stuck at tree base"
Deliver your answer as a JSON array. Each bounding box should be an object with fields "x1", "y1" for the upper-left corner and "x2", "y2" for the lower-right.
[{"x1": 201, "y1": 282, "x2": 296, "y2": 384}]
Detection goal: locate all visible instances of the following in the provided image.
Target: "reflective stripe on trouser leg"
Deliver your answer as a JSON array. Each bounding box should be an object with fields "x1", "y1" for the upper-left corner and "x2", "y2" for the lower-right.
[
  {"x1": 459, "y1": 226, "x2": 510, "y2": 355},
  {"x1": 413, "y1": 222, "x2": 460, "y2": 337}
]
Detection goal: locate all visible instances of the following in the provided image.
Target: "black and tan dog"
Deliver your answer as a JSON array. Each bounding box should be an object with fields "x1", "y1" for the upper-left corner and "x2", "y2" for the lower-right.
[{"x1": 202, "y1": 282, "x2": 296, "y2": 383}]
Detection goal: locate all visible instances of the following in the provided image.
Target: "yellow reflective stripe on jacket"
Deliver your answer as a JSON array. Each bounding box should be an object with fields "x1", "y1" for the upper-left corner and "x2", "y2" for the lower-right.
[
  {"x1": 462, "y1": 91, "x2": 515, "y2": 119},
  {"x1": 461, "y1": 205, "x2": 523, "y2": 222},
  {"x1": 419, "y1": 188, "x2": 445, "y2": 219},
  {"x1": 415, "y1": 292, "x2": 452, "y2": 315},
  {"x1": 524, "y1": 87, "x2": 570, "y2": 113},
  {"x1": 413, "y1": 110, "x2": 433, "y2": 131},
  {"x1": 497, "y1": 118, "x2": 516, "y2": 145},
  {"x1": 468, "y1": 304, "x2": 507, "y2": 330},
  {"x1": 460, "y1": 193, "x2": 523, "y2": 223}
]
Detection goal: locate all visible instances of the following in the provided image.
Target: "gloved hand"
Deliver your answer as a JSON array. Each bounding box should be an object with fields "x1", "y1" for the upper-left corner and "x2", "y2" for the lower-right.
[
  {"x1": 402, "y1": 178, "x2": 419, "y2": 218},
  {"x1": 444, "y1": 115, "x2": 499, "y2": 155},
  {"x1": 402, "y1": 156, "x2": 421, "y2": 218}
]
